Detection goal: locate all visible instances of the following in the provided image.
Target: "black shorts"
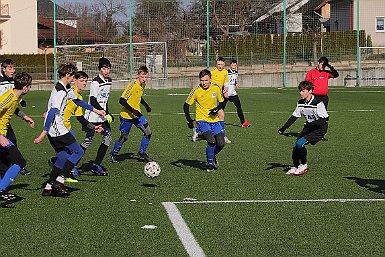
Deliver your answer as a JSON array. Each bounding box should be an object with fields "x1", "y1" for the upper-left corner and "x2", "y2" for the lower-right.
[
  {"x1": 301, "y1": 123, "x2": 328, "y2": 145},
  {"x1": 48, "y1": 133, "x2": 76, "y2": 152}
]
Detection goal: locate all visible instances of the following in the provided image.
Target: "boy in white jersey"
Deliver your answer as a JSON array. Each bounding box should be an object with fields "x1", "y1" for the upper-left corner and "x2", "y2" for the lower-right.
[
  {"x1": 34, "y1": 63, "x2": 105, "y2": 197},
  {"x1": 278, "y1": 81, "x2": 328, "y2": 176},
  {"x1": 81, "y1": 57, "x2": 114, "y2": 176},
  {"x1": 223, "y1": 59, "x2": 251, "y2": 127}
]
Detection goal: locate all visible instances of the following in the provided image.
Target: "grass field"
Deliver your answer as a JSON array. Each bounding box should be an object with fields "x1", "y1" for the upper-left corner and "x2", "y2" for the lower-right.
[{"x1": 1, "y1": 86, "x2": 385, "y2": 256}]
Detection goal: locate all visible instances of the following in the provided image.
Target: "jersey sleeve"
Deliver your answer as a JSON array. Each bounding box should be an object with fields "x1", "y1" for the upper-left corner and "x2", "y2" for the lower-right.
[
  {"x1": 0, "y1": 104, "x2": 13, "y2": 135},
  {"x1": 121, "y1": 82, "x2": 134, "y2": 100},
  {"x1": 67, "y1": 88, "x2": 78, "y2": 100},
  {"x1": 185, "y1": 86, "x2": 197, "y2": 105},
  {"x1": 316, "y1": 102, "x2": 328, "y2": 118},
  {"x1": 89, "y1": 81, "x2": 99, "y2": 98},
  {"x1": 51, "y1": 90, "x2": 66, "y2": 110},
  {"x1": 216, "y1": 87, "x2": 224, "y2": 102},
  {"x1": 292, "y1": 104, "x2": 302, "y2": 118}
]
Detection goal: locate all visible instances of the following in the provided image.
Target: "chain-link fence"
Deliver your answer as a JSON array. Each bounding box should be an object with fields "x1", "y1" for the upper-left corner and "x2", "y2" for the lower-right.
[{"x1": 49, "y1": 0, "x2": 385, "y2": 87}]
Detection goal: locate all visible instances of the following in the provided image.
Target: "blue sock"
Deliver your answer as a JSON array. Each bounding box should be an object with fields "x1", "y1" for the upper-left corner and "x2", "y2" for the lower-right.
[
  {"x1": 139, "y1": 136, "x2": 150, "y2": 154},
  {"x1": 112, "y1": 139, "x2": 123, "y2": 155},
  {"x1": 0, "y1": 164, "x2": 21, "y2": 191},
  {"x1": 206, "y1": 144, "x2": 215, "y2": 165}
]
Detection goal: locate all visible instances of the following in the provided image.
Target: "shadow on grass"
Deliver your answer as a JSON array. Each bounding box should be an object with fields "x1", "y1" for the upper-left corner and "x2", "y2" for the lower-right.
[
  {"x1": 170, "y1": 159, "x2": 206, "y2": 170},
  {"x1": 141, "y1": 182, "x2": 159, "y2": 187},
  {"x1": 265, "y1": 162, "x2": 291, "y2": 172},
  {"x1": 0, "y1": 195, "x2": 25, "y2": 208},
  {"x1": 345, "y1": 177, "x2": 385, "y2": 195},
  {"x1": 281, "y1": 132, "x2": 300, "y2": 137}
]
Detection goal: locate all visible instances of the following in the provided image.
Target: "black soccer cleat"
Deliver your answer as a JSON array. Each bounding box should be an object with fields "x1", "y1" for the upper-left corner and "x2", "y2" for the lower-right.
[
  {"x1": 110, "y1": 153, "x2": 119, "y2": 163},
  {"x1": 138, "y1": 152, "x2": 153, "y2": 163},
  {"x1": 51, "y1": 182, "x2": 70, "y2": 197},
  {"x1": 20, "y1": 167, "x2": 32, "y2": 175}
]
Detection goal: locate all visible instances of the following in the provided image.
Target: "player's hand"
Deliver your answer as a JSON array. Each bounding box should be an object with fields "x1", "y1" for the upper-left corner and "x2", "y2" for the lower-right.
[
  {"x1": 34, "y1": 131, "x2": 47, "y2": 144},
  {"x1": 187, "y1": 121, "x2": 194, "y2": 129},
  {"x1": 23, "y1": 115, "x2": 35, "y2": 128},
  {"x1": 278, "y1": 127, "x2": 285, "y2": 135},
  {"x1": 224, "y1": 92, "x2": 229, "y2": 98},
  {"x1": 131, "y1": 109, "x2": 142, "y2": 117},
  {"x1": 0, "y1": 134, "x2": 10, "y2": 147},
  {"x1": 105, "y1": 114, "x2": 113, "y2": 124},
  {"x1": 94, "y1": 109, "x2": 106, "y2": 117},
  {"x1": 145, "y1": 105, "x2": 152, "y2": 113},
  {"x1": 20, "y1": 99, "x2": 27, "y2": 107},
  {"x1": 95, "y1": 125, "x2": 104, "y2": 133},
  {"x1": 235, "y1": 83, "x2": 240, "y2": 89},
  {"x1": 209, "y1": 107, "x2": 219, "y2": 116}
]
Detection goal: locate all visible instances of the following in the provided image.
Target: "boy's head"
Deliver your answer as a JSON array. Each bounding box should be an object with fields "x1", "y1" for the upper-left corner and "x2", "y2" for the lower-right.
[
  {"x1": 216, "y1": 57, "x2": 225, "y2": 71},
  {"x1": 199, "y1": 69, "x2": 211, "y2": 89},
  {"x1": 317, "y1": 56, "x2": 329, "y2": 70},
  {"x1": 98, "y1": 57, "x2": 111, "y2": 78},
  {"x1": 14, "y1": 72, "x2": 32, "y2": 95},
  {"x1": 74, "y1": 71, "x2": 89, "y2": 91},
  {"x1": 137, "y1": 66, "x2": 149, "y2": 84},
  {"x1": 230, "y1": 59, "x2": 237, "y2": 71},
  {"x1": 1, "y1": 59, "x2": 15, "y2": 78},
  {"x1": 298, "y1": 80, "x2": 314, "y2": 100},
  {"x1": 58, "y1": 63, "x2": 77, "y2": 79}
]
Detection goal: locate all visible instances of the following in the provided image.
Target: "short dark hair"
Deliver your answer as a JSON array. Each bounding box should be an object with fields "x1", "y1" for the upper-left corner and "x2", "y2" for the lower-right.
[
  {"x1": 318, "y1": 56, "x2": 329, "y2": 64},
  {"x1": 57, "y1": 63, "x2": 77, "y2": 79},
  {"x1": 14, "y1": 72, "x2": 32, "y2": 90},
  {"x1": 1, "y1": 59, "x2": 14, "y2": 68},
  {"x1": 98, "y1": 57, "x2": 111, "y2": 69},
  {"x1": 230, "y1": 59, "x2": 237, "y2": 64},
  {"x1": 217, "y1": 56, "x2": 225, "y2": 62},
  {"x1": 74, "y1": 71, "x2": 88, "y2": 79},
  {"x1": 298, "y1": 80, "x2": 314, "y2": 91},
  {"x1": 199, "y1": 69, "x2": 211, "y2": 78},
  {"x1": 138, "y1": 66, "x2": 149, "y2": 74}
]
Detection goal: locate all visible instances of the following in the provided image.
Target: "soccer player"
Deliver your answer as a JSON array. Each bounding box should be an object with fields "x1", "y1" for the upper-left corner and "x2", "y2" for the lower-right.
[
  {"x1": 184, "y1": 69, "x2": 226, "y2": 172},
  {"x1": 110, "y1": 66, "x2": 153, "y2": 163},
  {"x1": 224, "y1": 59, "x2": 251, "y2": 127},
  {"x1": 305, "y1": 56, "x2": 339, "y2": 109},
  {"x1": 0, "y1": 59, "x2": 34, "y2": 176},
  {"x1": 34, "y1": 63, "x2": 105, "y2": 197},
  {"x1": 62, "y1": 71, "x2": 104, "y2": 182},
  {"x1": 0, "y1": 72, "x2": 32, "y2": 200},
  {"x1": 81, "y1": 57, "x2": 114, "y2": 176},
  {"x1": 278, "y1": 81, "x2": 328, "y2": 176}
]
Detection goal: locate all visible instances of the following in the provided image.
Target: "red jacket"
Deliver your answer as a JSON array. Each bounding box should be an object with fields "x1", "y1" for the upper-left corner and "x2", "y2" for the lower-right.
[{"x1": 305, "y1": 68, "x2": 336, "y2": 96}]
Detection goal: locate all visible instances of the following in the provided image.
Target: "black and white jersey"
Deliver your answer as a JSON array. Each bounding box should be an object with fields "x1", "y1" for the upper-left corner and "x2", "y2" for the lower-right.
[
  {"x1": 0, "y1": 74, "x2": 14, "y2": 96},
  {"x1": 227, "y1": 68, "x2": 238, "y2": 96},
  {"x1": 84, "y1": 74, "x2": 112, "y2": 123},
  {"x1": 292, "y1": 95, "x2": 328, "y2": 123},
  {"x1": 45, "y1": 81, "x2": 77, "y2": 137}
]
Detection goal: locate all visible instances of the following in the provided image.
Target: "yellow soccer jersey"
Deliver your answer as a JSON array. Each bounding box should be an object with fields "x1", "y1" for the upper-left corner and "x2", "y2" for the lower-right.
[
  {"x1": 0, "y1": 88, "x2": 19, "y2": 135},
  {"x1": 63, "y1": 86, "x2": 83, "y2": 130},
  {"x1": 211, "y1": 68, "x2": 229, "y2": 90},
  {"x1": 185, "y1": 84, "x2": 223, "y2": 122},
  {"x1": 120, "y1": 79, "x2": 145, "y2": 119}
]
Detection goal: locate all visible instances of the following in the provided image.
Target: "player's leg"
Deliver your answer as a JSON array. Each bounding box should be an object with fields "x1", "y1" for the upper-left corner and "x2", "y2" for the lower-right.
[
  {"x1": 92, "y1": 122, "x2": 111, "y2": 175},
  {"x1": 292, "y1": 137, "x2": 309, "y2": 175},
  {"x1": 231, "y1": 95, "x2": 251, "y2": 127},
  {"x1": 80, "y1": 129, "x2": 96, "y2": 151},
  {"x1": 198, "y1": 121, "x2": 216, "y2": 171},
  {"x1": 218, "y1": 109, "x2": 231, "y2": 144},
  {"x1": 111, "y1": 117, "x2": 134, "y2": 162},
  {"x1": 137, "y1": 116, "x2": 153, "y2": 162},
  {"x1": 6, "y1": 124, "x2": 32, "y2": 175}
]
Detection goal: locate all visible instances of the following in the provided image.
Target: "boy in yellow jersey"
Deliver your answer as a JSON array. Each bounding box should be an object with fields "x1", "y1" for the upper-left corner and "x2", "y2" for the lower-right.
[
  {"x1": 0, "y1": 72, "x2": 32, "y2": 200},
  {"x1": 110, "y1": 66, "x2": 153, "y2": 163},
  {"x1": 184, "y1": 69, "x2": 226, "y2": 172},
  {"x1": 62, "y1": 71, "x2": 103, "y2": 181}
]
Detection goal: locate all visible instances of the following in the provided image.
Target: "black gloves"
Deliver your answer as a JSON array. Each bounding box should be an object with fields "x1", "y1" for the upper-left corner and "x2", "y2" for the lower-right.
[
  {"x1": 209, "y1": 107, "x2": 219, "y2": 116},
  {"x1": 145, "y1": 105, "x2": 152, "y2": 113}
]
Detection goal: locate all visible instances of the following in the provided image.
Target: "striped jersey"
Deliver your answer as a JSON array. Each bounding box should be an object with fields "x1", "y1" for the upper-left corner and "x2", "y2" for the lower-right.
[
  {"x1": 0, "y1": 74, "x2": 14, "y2": 96},
  {"x1": 63, "y1": 86, "x2": 83, "y2": 130},
  {"x1": 120, "y1": 79, "x2": 145, "y2": 119},
  {"x1": 292, "y1": 95, "x2": 328, "y2": 123},
  {"x1": 226, "y1": 68, "x2": 238, "y2": 96},
  {"x1": 0, "y1": 88, "x2": 19, "y2": 135},
  {"x1": 45, "y1": 81, "x2": 77, "y2": 137},
  {"x1": 84, "y1": 74, "x2": 112, "y2": 123}
]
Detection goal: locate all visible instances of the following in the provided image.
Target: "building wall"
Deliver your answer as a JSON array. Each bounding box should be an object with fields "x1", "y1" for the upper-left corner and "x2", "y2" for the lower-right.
[
  {"x1": 330, "y1": 0, "x2": 353, "y2": 32},
  {"x1": 0, "y1": 0, "x2": 37, "y2": 54},
  {"x1": 355, "y1": 0, "x2": 385, "y2": 46}
]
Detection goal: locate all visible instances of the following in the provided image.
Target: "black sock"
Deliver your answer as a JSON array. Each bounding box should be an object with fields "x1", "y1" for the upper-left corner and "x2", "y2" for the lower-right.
[{"x1": 94, "y1": 144, "x2": 108, "y2": 165}]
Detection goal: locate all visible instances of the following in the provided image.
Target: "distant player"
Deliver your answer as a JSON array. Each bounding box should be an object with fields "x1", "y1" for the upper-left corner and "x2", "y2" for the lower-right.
[
  {"x1": 278, "y1": 81, "x2": 328, "y2": 176},
  {"x1": 110, "y1": 66, "x2": 153, "y2": 163},
  {"x1": 0, "y1": 59, "x2": 34, "y2": 175},
  {"x1": 0, "y1": 72, "x2": 32, "y2": 200},
  {"x1": 224, "y1": 59, "x2": 251, "y2": 127},
  {"x1": 81, "y1": 57, "x2": 114, "y2": 176},
  {"x1": 184, "y1": 69, "x2": 225, "y2": 172},
  {"x1": 34, "y1": 63, "x2": 105, "y2": 197},
  {"x1": 305, "y1": 56, "x2": 339, "y2": 109}
]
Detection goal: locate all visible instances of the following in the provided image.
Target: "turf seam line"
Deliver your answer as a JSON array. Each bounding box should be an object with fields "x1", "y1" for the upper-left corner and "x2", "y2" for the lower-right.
[{"x1": 162, "y1": 202, "x2": 206, "y2": 257}]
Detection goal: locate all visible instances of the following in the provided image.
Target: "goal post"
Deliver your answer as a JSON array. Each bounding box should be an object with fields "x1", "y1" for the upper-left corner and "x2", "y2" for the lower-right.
[
  {"x1": 351, "y1": 46, "x2": 385, "y2": 87},
  {"x1": 56, "y1": 42, "x2": 168, "y2": 82}
]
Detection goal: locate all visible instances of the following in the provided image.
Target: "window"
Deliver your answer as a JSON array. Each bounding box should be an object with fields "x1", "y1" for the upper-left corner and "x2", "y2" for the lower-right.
[{"x1": 376, "y1": 17, "x2": 384, "y2": 32}]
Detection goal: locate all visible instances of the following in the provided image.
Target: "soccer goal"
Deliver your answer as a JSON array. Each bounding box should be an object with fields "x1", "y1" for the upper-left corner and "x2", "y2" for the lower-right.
[
  {"x1": 353, "y1": 46, "x2": 385, "y2": 87},
  {"x1": 56, "y1": 42, "x2": 168, "y2": 81}
]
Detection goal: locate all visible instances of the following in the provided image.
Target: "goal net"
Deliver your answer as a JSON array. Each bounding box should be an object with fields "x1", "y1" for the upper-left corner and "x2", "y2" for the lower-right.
[
  {"x1": 56, "y1": 42, "x2": 167, "y2": 82},
  {"x1": 354, "y1": 46, "x2": 385, "y2": 86}
]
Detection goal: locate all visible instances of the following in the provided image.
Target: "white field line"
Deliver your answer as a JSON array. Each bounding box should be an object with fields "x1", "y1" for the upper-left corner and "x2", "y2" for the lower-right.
[
  {"x1": 170, "y1": 198, "x2": 385, "y2": 204},
  {"x1": 162, "y1": 202, "x2": 206, "y2": 257}
]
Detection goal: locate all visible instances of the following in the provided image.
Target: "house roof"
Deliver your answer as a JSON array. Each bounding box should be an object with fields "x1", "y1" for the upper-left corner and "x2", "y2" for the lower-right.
[
  {"x1": 37, "y1": 0, "x2": 77, "y2": 19},
  {"x1": 38, "y1": 16, "x2": 106, "y2": 43},
  {"x1": 255, "y1": 0, "x2": 311, "y2": 22}
]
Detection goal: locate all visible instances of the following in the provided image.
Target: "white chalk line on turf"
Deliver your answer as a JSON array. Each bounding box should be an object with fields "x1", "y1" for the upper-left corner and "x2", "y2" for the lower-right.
[
  {"x1": 170, "y1": 198, "x2": 385, "y2": 204},
  {"x1": 162, "y1": 202, "x2": 206, "y2": 257}
]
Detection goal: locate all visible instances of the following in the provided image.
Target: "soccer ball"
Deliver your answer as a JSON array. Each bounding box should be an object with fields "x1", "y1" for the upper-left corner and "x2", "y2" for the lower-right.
[{"x1": 144, "y1": 161, "x2": 161, "y2": 178}]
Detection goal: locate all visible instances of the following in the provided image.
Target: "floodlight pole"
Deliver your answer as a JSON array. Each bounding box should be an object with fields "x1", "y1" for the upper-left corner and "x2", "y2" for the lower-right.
[
  {"x1": 129, "y1": 0, "x2": 133, "y2": 80},
  {"x1": 206, "y1": 0, "x2": 210, "y2": 69},
  {"x1": 53, "y1": 0, "x2": 57, "y2": 83},
  {"x1": 283, "y1": 0, "x2": 287, "y2": 88}
]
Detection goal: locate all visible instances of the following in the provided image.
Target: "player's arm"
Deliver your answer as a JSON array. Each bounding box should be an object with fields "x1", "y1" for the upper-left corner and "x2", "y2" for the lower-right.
[
  {"x1": 278, "y1": 116, "x2": 298, "y2": 134},
  {"x1": 209, "y1": 101, "x2": 225, "y2": 116},
  {"x1": 89, "y1": 81, "x2": 104, "y2": 110},
  {"x1": 325, "y1": 64, "x2": 339, "y2": 78},
  {"x1": 141, "y1": 97, "x2": 151, "y2": 112},
  {"x1": 34, "y1": 107, "x2": 57, "y2": 144},
  {"x1": 0, "y1": 107, "x2": 14, "y2": 146},
  {"x1": 72, "y1": 98, "x2": 105, "y2": 117},
  {"x1": 183, "y1": 102, "x2": 195, "y2": 129},
  {"x1": 119, "y1": 97, "x2": 141, "y2": 117},
  {"x1": 14, "y1": 107, "x2": 35, "y2": 128},
  {"x1": 76, "y1": 116, "x2": 103, "y2": 133}
]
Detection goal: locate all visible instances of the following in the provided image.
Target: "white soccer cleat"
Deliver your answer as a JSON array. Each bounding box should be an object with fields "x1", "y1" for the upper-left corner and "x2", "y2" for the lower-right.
[
  {"x1": 285, "y1": 166, "x2": 297, "y2": 175},
  {"x1": 192, "y1": 128, "x2": 198, "y2": 142},
  {"x1": 294, "y1": 164, "x2": 308, "y2": 176},
  {"x1": 224, "y1": 136, "x2": 232, "y2": 144}
]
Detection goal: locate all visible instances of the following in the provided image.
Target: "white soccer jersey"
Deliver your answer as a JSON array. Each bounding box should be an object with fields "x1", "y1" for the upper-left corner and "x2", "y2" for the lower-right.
[
  {"x1": 292, "y1": 95, "x2": 328, "y2": 123},
  {"x1": 45, "y1": 81, "x2": 77, "y2": 137},
  {"x1": 0, "y1": 75, "x2": 14, "y2": 96},
  {"x1": 84, "y1": 74, "x2": 112, "y2": 123},
  {"x1": 226, "y1": 69, "x2": 238, "y2": 96}
]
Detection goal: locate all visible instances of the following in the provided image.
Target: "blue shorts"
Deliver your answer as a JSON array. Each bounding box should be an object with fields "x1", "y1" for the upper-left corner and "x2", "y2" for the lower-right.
[
  {"x1": 119, "y1": 115, "x2": 148, "y2": 133},
  {"x1": 197, "y1": 120, "x2": 223, "y2": 135}
]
